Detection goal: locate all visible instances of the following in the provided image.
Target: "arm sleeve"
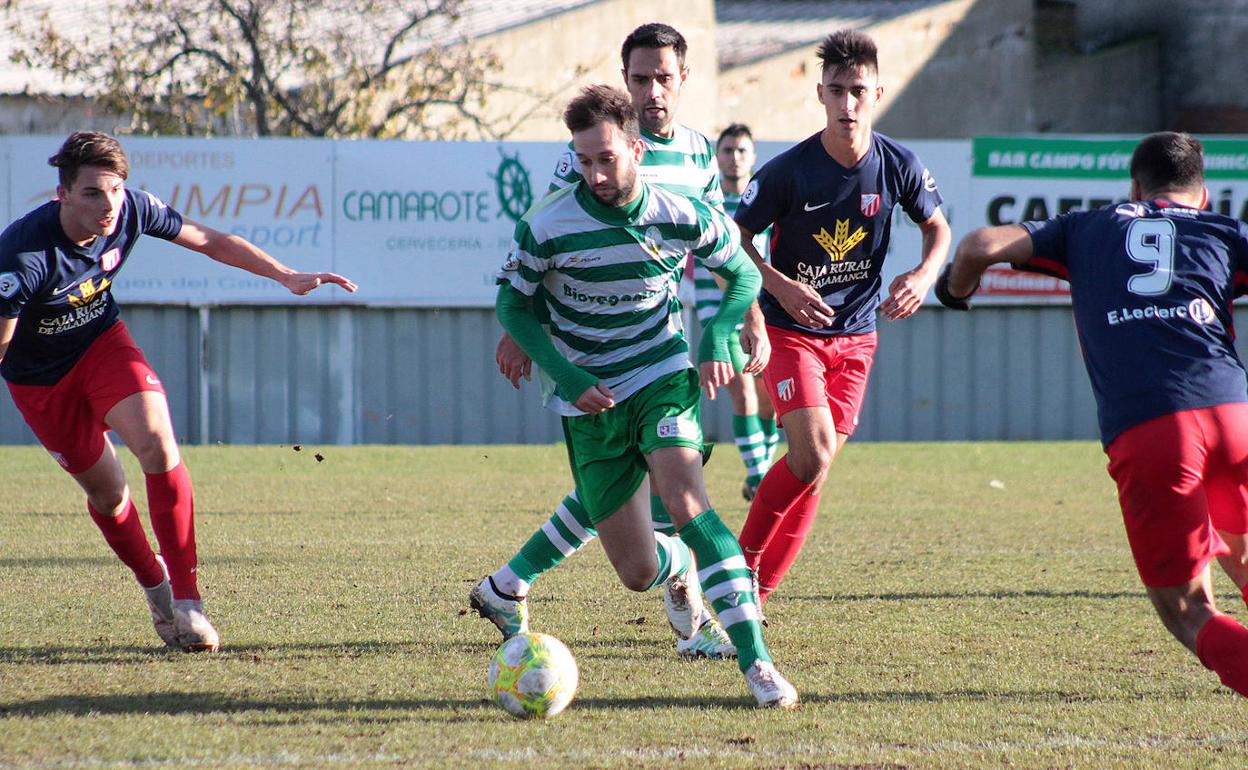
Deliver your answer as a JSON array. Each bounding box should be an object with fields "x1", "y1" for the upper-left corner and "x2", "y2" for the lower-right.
[
  {"x1": 547, "y1": 145, "x2": 582, "y2": 195},
  {"x1": 496, "y1": 284, "x2": 597, "y2": 401},
  {"x1": 699, "y1": 250, "x2": 760, "y2": 364},
  {"x1": 0, "y1": 248, "x2": 46, "y2": 319},
  {"x1": 732, "y1": 161, "x2": 784, "y2": 236},
  {"x1": 898, "y1": 149, "x2": 944, "y2": 224},
  {"x1": 1232, "y1": 221, "x2": 1248, "y2": 298},
  {"x1": 1019, "y1": 214, "x2": 1073, "y2": 279},
  {"x1": 131, "y1": 189, "x2": 184, "y2": 240}
]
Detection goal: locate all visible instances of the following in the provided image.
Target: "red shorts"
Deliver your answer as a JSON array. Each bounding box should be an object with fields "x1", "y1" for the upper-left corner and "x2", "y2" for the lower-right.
[
  {"x1": 1105, "y1": 404, "x2": 1248, "y2": 587},
  {"x1": 7, "y1": 321, "x2": 165, "y2": 474},
  {"x1": 761, "y1": 326, "x2": 877, "y2": 436}
]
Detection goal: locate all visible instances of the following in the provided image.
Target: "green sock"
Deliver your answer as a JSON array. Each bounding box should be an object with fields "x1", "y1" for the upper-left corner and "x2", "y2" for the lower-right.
[
  {"x1": 732, "y1": 413, "x2": 770, "y2": 489},
  {"x1": 677, "y1": 509, "x2": 770, "y2": 671},
  {"x1": 761, "y1": 417, "x2": 780, "y2": 466},
  {"x1": 649, "y1": 493, "x2": 677, "y2": 536},
  {"x1": 644, "y1": 532, "x2": 692, "y2": 590},
  {"x1": 507, "y1": 491, "x2": 598, "y2": 583}
]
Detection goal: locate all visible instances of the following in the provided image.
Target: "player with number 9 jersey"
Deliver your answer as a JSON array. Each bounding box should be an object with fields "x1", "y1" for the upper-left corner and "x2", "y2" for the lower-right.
[{"x1": 938, "y1": 131, "x2": 1248, "y2": 701}]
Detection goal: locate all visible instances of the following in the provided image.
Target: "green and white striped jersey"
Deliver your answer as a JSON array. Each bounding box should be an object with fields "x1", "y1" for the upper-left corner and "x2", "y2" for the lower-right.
[
  {"x1": 693, "y1": 190, "x2": 771, "y2": 325},
  {"x1": 549, "y1": 125, "x2": 724, "y2": 208},
  {"x1": 497, "y1": 181, "x2": 741, "y2": 416}
]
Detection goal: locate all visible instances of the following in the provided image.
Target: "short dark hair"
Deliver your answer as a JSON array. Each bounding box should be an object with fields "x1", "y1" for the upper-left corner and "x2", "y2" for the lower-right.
[
  {"x1": 48, "y1": 131, "x2": 129, "y2": 188},
  {"x1": 564, "y1": 84, "x2": 640, "y2": 143},
  {"x1": 1130, "y1": 132, "x2": 1205, "y2": 197},
  {"x1": 816, "y1": 29, "x2": 878, "y2": 77},
  {"x1": 621, "y1": 22, "x2": 687, "y2": 72},
  {"x1": 717, "y1": 123, "x2": 753, "y2": 148}
]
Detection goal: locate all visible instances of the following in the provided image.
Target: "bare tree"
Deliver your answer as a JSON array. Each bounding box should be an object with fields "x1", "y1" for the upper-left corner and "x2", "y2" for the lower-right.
[{"x1": 5, "y1": 0, "x2": 527, "y2": 139}]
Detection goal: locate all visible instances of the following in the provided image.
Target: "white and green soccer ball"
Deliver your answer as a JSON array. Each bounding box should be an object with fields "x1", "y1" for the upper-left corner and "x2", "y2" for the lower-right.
[{"x1": 488, "y1": 632, "x2": 579, "y2": 719}]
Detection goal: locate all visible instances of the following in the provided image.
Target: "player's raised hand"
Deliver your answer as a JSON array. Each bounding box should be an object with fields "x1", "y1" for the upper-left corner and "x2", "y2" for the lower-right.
[
  {"x1": 881, "y1": 266, "x2": 936, "y2": 321},
  {"x1": 574, "y1": 383, "x2": 616, "y2": 414},
  {"x1": 699, "y1": 360, "x2": 734, "y2": 400},
  {"x1": 495, "y1": 333, "x2": 533, "y2": 389},
  {"x1": 771, "y1": 274, "x2": 834, "y2": 328},
  {"x1": 281, "y1": 272, "x2": 358, "y2": 296}
]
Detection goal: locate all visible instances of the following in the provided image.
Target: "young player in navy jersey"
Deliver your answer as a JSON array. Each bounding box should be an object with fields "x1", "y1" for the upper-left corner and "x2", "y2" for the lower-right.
[
  {"x1": 938, "y1": 131, "x2": 1248, "y2": 698},
  {"x1": 732, "y1": 29, "x2": 951, "y2": 608},
  {"x1": 0, "y1": 132, "x2": 357, "y2": 652}
]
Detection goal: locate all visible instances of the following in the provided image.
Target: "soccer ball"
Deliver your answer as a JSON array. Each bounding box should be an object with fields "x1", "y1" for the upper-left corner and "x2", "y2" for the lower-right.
[{"x1": 488, "y1": 632, "x2": 579, "y2": 719}]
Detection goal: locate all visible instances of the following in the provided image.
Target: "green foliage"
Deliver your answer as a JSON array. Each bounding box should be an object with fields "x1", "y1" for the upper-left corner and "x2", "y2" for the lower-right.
[
  {"x1": 2, "y1": 443, "x2": 1247, "y2": 768},
  {"x1": 4, "y1": 0, "x2": 509, "y2": 138}
]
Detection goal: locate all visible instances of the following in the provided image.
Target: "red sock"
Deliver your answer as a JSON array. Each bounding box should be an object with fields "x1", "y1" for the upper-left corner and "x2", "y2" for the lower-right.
[
  {"x1": 755, "y1": 489, "x2": 821, "y2": 604},
  {"x1": 146, "y1": 462, "x2": 199, "y2": 600},
  {"x1": 739, "y1": 457, "x2": 811, "y2": 570},
  {"x1": 1195, "y1": 613, "x2": 1248, "y2": 697},
  {"x1": 88, "y1": 498, "x2": 163, "y2": 588}
]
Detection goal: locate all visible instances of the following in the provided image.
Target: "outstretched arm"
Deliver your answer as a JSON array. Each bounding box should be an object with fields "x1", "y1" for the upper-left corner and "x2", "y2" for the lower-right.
[
  {"x1": 173, "y1": 218, "x2": 357, "y2": 296},
  {"x1": 936, "y1": 224, "x2": 1034, "y2": 309}
]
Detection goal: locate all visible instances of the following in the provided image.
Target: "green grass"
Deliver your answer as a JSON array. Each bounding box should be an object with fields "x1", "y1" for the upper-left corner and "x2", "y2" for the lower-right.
[{"x1": 2, "y1": 442, "x2": 1247, "y2": 769}]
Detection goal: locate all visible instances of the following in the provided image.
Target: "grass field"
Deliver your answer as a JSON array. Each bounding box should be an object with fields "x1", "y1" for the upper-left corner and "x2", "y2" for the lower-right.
[{"x1": 2, "y1": 441, "x2": 1247, "y2": 769}]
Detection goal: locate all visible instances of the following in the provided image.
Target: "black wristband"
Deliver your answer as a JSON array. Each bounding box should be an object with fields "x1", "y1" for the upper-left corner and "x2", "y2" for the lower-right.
[{"x1": 934, "y1": 265, "x2": 977, "y2": 311}]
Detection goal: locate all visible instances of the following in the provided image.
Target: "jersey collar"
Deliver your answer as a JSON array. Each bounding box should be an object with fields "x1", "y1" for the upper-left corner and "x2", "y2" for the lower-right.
[{"x1": 574, "y1": 181, "x2": 650, "y2": 225}]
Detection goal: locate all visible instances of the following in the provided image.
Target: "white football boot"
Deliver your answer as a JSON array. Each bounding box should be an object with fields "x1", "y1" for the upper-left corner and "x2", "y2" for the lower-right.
[
  {"x1": 744, "y1": 660, "x2": 799, "y2": 709},
  {"x1": 141, "y1": 555, "x2": 179, "y2": 648},
  {"x1": 663, "y1": 568, "x2": 706, "y2": 640},
  {"x1": 172, "y1": 599, "x2": 220, "y2": 652},
  {"x1": 469, "y1": 576, "x2": 529, "y2": 640}
]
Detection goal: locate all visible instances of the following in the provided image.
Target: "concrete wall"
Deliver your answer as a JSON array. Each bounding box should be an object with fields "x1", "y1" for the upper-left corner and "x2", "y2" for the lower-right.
[
  {"x1": 479, "y1": 0, "x2": 721, "y2": 140},
  {"x1": 717, "y1": 0, "x2": 1035, "y2": 140},
  {"x1": 1032, "y1": 36, "x2": 1162, "y2": 134}
]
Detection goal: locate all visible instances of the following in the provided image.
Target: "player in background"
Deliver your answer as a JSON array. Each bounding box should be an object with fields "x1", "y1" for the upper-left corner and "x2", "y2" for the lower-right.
[
  {"x1": 733, "y1": 30, "x2": 951, "y2": 610},
  {"x1": 693, "y1": 123, "x2": 781, "y2": 501},
  {"x1": 936, "y1": 131, "x2": 1248, "y2": 698},
  {"x1": 0, "y1": 132, "x2": 357, "y2": 652},
  {"x1": 474, "y1": 23, "x2": 766, "y2": 658},
  {"x1": 492, "y1": 84, "x2": 796, "y2": 707}
]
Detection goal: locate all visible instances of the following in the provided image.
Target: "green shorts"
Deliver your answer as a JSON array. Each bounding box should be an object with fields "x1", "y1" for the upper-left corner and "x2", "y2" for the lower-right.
[{"x1": 561, "y1": 368, "x2": 703, "y2": 524}]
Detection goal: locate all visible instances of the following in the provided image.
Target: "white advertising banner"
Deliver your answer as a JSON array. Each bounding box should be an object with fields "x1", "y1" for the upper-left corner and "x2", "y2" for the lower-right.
[
  {"x1": 332, "y1": 141, "x2": 563, "y2": 306},
  {"x1": 6, "y1": 136, "x2": 337, "y2": 304},
  {"x1": 2, "y1": 135, "x2": 1243, "y2": 307},
  {"x1": 969, "y1": 136, "x2": 1248, "y2": 303}
]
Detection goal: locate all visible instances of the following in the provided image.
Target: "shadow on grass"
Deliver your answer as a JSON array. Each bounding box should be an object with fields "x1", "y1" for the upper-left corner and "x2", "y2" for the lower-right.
[
  {"x1": 0, "y1": 691, "x2": 758, "y2": 718},
  {"x1": 0, "y1": 555, "x2": 261, "y2": 569},
  {"x1": 1, "y1": 686, "x2": 1160, "y2": 720},
  {"x1": 792, "y1": 589, "x2": 1146, "y2": 603}
]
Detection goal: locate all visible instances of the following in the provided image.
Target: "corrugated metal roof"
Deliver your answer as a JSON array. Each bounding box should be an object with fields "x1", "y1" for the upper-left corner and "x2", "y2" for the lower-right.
[
  {"x1": 0, "y1": 0, "x2": 600, "y2": 96},
  {"x1": 716, "y1": 0, "x2": 943, "y2": 68}
]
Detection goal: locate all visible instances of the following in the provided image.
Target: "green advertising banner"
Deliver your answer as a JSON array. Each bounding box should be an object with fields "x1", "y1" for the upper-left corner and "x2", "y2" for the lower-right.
[{"x1": 975, "y1": 136, "x2": 1248, "y2": 180}]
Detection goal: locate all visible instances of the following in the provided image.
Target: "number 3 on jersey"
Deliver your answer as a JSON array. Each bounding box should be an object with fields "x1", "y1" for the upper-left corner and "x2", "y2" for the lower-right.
[{"x1": 1125, "y1": 218, "x2": 1176, "y2": 296}]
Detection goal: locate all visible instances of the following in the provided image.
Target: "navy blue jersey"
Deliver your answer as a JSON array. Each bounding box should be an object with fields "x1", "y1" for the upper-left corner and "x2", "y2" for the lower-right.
[
  {"x1": 1021, "y1": 200, "x2": 1248, "y2": 446},
  {"x1": 0, "y1": 189, "x2": 184, "y2": 384},
  {"x1": 734, "y1": 132, "x2": 942, "y2": 336}
]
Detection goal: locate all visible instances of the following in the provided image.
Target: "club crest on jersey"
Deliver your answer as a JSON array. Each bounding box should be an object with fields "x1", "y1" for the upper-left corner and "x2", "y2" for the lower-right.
[
  {"x1": 776, "y1": 378, "x2": 795, "y2": 402},
  {"x1": 812, "y1": 219, "x2": 867, "y2": 262},
  {"x1": 0, "y1": 271, "x2": 19, "y2": 299},
  {"x1": 501, "y1": 252, "x2": 520, "y2": 271},
  {"x1": 860, "y1": 194, "x2": 880, "y2": 218},
  {"x1": 742, "y1": 179, "x2": 759, "y2": 206},
  {"x1": 100, "y1": 247, "x2": 121, "y2": 271},
  {"x1": 642, "y1": 226, "x2": 666, "y2": 258}
]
